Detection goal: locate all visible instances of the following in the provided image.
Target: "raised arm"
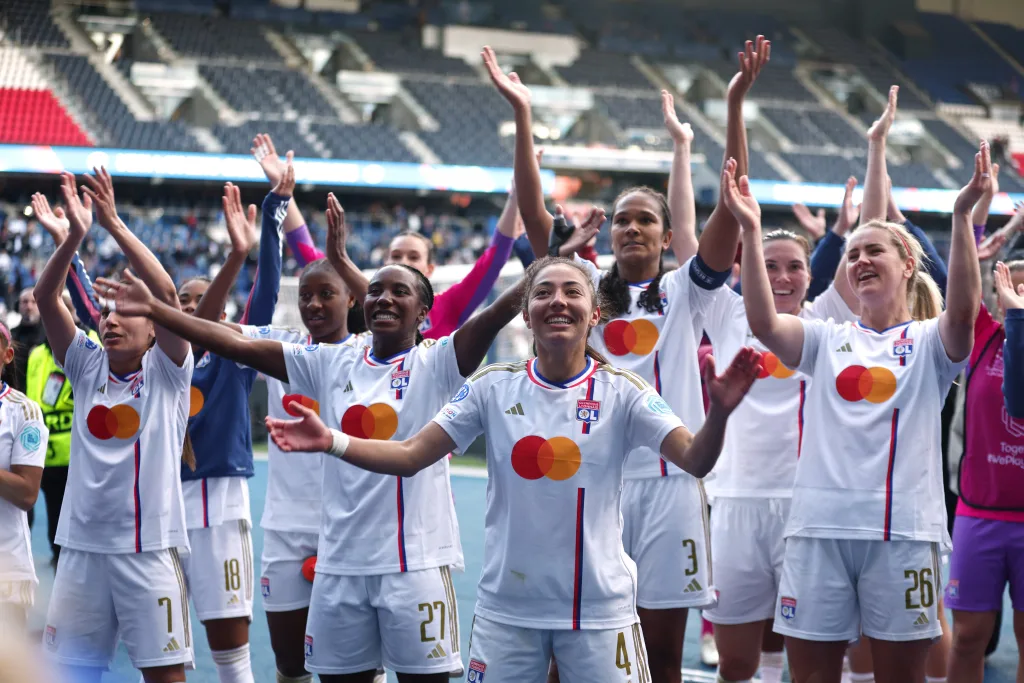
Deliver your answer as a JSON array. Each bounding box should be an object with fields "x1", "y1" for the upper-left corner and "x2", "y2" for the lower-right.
[
  {"x1": 862, "y1": 86, "x2": 898, "y2": 223},
  {"x1": 252, "y1": 134, "x2": 326, "y2": 263},
  {"x1": 451, "y1": 277, "x2": 525, "y2": 377},
  {"x1": 971, "y1": 162, "x2": 999, "y2": 231},
  {"x1": 721, "y1": 160, "x2": 806, "y2": 367},
  {"x1": 322, "y1": 193, "x2": 370, "y2": 303},
  {"x1": 30, "y1": 177, "x2": 92, "y2": 365},
  {"x1": 193, "y1": 183, "x2": 259, "y2": 323},
  {"x1": 81, "y1": 168, "x2": 188, "y2": 366},
  {"x1": 95, "y1": 271, "x2": 289, "y2": 382},
  {"x1": 662, "y1": 91, "x2": 698, "y2": 263},
  {"x1": 266, "y1": 402, "x2": 455, "y2": 477},
  {"x1": 807, "y1": 176, "x2": 859, "y2": 301},
  {"x1": 237, "y1": 181, "x2": 287, "y2": 326},
  {"x1": 659, "y1": 347, "x2": 761, "y2": 477},
  {"x1": 940, "y1": 141, "x2": 987, "y2": 362}
]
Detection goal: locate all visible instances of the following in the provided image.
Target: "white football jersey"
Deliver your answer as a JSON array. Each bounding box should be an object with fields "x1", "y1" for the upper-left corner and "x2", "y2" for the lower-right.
[
  {"x1": 703, "y1": 286, "x2": 856, "y2": 498},
  {"x1": 240, "y1": 325, "x2": 343, "y2": 534},
  {"x1": 285, "y1": 336, "x2": 464, "y2": 575},
  {"x1": 56, "y1": 330, "x2": 191, "y2": 554},
  {"x1": 435, "y1": 357, "x2": 685, "y2": 630},
  {"x1": 0, "y1": 384, "x2": 47, "y2": 582},
  {"x1": 790, "y1": 317, "x2": 963, "y2": 546},
  {"x1": 578, "y1": 257, "x2": 725, "y2": 479}
]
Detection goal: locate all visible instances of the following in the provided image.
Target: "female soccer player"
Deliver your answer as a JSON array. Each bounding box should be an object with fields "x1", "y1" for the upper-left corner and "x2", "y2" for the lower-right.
[
  {"x1": 251, "y1": 132, "x2": 522, "y2": 339},
  {"x1": 261, "y1": 256, "x2": 762, "y2": 683},
  {"x1": 485, "y1": 37, "x2": 769, "y2": 680},
  {"x1": 95, "y1": 208, "x2": 525, "y2": 682},
  {"x1": 36, "y1": 169, "x2": 194, "y2": 683},
  {"x1": 0, "y1": 321, "x2": 47, "y2": 634},
  {"x1": 700, "y1": 180, "x2": 859, "y2": 683},
  {"x1": 722, "y1": 115, "x2": 988, "y2": 683},
  {"x1": 998, "y1": 262, "x2": 1024, "y2": 418}
]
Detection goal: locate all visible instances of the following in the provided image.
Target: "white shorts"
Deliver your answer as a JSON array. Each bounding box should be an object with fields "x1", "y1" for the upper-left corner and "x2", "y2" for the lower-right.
[
  {"x1": 43, "y1": 548, "x2": 193, "y2": 669},
  {"x1": 181, "y1": 520, "x2": 254, "y2": 622},
  {"x1": 621, "y1": 475, "x2": 713, "y2": 609},
  {"x1": 305, "y1": 566, "x2": 462, "y2": 675},
  {"x1": 466, "y1": 615, "x2": 650, "y2": 683},
  {"x1": 261, "y1": 529, "x2": 319, "y2": 612},
  {"x1": 705, "y1": 498, "x2": 790, "y2": 625},
  {"x1": 774, "y1": 537, "x2": 943, "y2": 642}
]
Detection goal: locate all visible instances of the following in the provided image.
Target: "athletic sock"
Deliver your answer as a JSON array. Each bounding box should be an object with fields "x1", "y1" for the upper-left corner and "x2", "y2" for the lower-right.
[
  {"x1": 373, "y1": 670, "x2": 387, "y2": 683},
  {"x1": 275, "y1": 672, "x2": 312, "y2": 683},
  {"x1": 702, "y1": 615, "x2": 714, "y2": 636},
  {"x1": 211, "y1": 644, "x2": 255, "y2": 683},
  {"x1": 849, "y1": 673, "x2": 875, "y2": 683},
  {"x1": 759, "y1": 650, "x2": 785, "y2": 683}
]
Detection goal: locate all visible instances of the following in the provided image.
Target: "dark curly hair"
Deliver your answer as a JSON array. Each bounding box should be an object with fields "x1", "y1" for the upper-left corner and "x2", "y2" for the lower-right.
[
  {"x1": 373, "y1": 264, "x2": 435, "y2": 345},
  {"x1": 599, "y1": 186, "x2": 672, "y2": 321}
]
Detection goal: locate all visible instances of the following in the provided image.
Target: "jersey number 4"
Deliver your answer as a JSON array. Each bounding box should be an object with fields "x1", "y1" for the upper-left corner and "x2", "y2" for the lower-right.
[{"x1": 615, "y1": 631, "x2": 632, "y2": 674}]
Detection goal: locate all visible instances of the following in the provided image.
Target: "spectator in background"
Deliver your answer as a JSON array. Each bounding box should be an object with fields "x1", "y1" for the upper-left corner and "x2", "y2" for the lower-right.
[{"x1": 10, "y1": 288, "x2": 46, "y2": 392}]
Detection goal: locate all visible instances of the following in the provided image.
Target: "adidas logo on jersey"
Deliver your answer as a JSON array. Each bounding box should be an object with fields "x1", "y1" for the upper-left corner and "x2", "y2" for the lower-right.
[
  {"x1": 683, "y1": 578, "x2": 702, "y2": 593},
  {"x1": 344, "y1": 381, "x2": 353, "y2": 393},
  {"x1": 427, "y1": 643, "x2": 448, "y2": 660},
  {"x1": 227, "y1": 594, "x2": 240, "y2": 607},
  {"x1": 504, "y1": 403, "x2": 525, "y2": 416},
  {"x1": 914, "y1": 612, "x2": 930, "y2": 627},
  {"x1": 163, "y1": 637, "x2": 182, "y2": 653},
  {"x1": 836, "y1": 343, "x2": 852, "y2": 353}
]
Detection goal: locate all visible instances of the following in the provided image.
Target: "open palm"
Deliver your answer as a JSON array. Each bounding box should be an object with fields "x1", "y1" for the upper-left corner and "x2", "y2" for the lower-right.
[
  {"x1": 720, "y1": 159, "x2": 761, "y2": 232},
  {"x1": 662, "y1": 91, "x2": 693, "y2": 145},
  {"x1": 953, "y1": 141, "x2": 992, "y2": 215},
  {"x1": 704, "y1": 347, "x2": 763, "y2": 414},
  {"x1": 251, "y1": 133, "x2": 286, "y2": 186},
  {"x1": 223, "y1": 183, "x2": 258, "y2": 256},
  {"x1": 266, "y1": 403, "x2": 332, "y2": 453},
  {"x1": 727, "y1": 35, "x2": 770, "y2": 103},
  {"x1": 482, "y1": 46, "x2": 530, "y2": 111},
  {"x1": 994, "y1": 261, "x2": 1024, "y2": 311},
  {"x1": 94, "y1": 270, "x2": 156, "y2": 318},
  {"x1": 326, "y1": 193, "x2": 349, "y2": 264},
  {"x1": 31, "y1": 192, "x2": 70, "y2": 245},
  {"x1": 867, "y1": 86, "x2": 899, "y2": 142}
]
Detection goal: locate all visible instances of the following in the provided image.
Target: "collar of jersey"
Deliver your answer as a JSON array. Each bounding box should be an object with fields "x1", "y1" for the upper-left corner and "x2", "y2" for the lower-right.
[
  {"x1": 0, "y1": 382, "x2": 9, "y2": 401},
  {"x1": 855, "y1": 320, "x2": 912, "y2": 335},
  {"x1": 109, "y1": 367, "x2": 143, "y2": 384},
  {"x1": 307, "y1": 333, "x2": 354, "y2": 346},
  {"x1": 365, "y1": 345, "x2": 413, "y2": 367},
  {"x1": 628, "y1": 278, "x2": 654, "y2": 290},
  {"x1": 526, "y1": 357, "x2": 598, "y2": 390}
]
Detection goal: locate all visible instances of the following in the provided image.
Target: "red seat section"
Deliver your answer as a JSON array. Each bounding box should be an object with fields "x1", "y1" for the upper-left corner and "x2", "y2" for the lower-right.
[{"x1": 0, "y1": 88, "x2": 92, "y2": 146}]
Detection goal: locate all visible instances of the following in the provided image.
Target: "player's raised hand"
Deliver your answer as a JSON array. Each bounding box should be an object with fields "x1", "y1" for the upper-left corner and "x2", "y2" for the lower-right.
[
  {"x1": 867, "y1": 86, "x2": 898, "y2": 143},
  {"x1": 727, "y1": 35, "x2": 770, "y2": 104},
  {"x1": 704, "y1": 346, "x2": 763, "y2": 415},
  {"x1": 325, "y1": 193, "x2": 349, "y2": 264},
  {"x1": 483, "y1": 46, "x2": 530, "y2": 111},
  {"x1": 273, "y1": 151, "x2": 296, "y2": 198},
  {"x1": 94, "y1": 269, "x2": 157, "y2": 318},
  {"x1": 251, "y1": 133, "x2": 286, "y2": 186},
  {"x1": 954, "y1": 140, "x2": 992, "y2": 215},
  {"x1": 791, "y1": 203, "x2": 826, "y2": 240},
  {"x1": 80, "y1": 167, "x2": 122, "y2": 232},
  {"x1": 266, "y1": 402, "x2": 332, "y2": 453},
  {"x1": 222, "y1": 183, "x2": 258, "y2": 257},
  {"x1": 977, "y1": 232, "x2": 1007, "y2": 262},
  {"x1": 835, "y1": 176, "x2": 861, "y2": 236},
  {"x1": 994, "y1": 261, "x2": 1024, "y2": 311},
  {"x1": 662, "y1": 91, "x2": 693, "y2": 146},
  {"x1": 31, "y1": 192, "x2": 70, "y2": 246},
  {"x1": 720, "y1": 158, "x2": 761, "y2": 232},
  {"x1": 58, "y1": 172, "x2": 93, "y2": 242},
  {"x1": 557, "y1": 205, "x2": 606, "y2": 256}
]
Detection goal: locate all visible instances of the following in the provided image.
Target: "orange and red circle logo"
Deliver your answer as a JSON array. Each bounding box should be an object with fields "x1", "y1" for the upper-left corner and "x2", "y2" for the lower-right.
[
  {"x1": 836, "y1": 365, "x2": 897, "y2": 403},
  {"x1": 511, "y1": 436, "x2": 582, "y2": 481},
  {"x1": 283, "y1": 394, "x2": 320, "y2": 417},
  {"x1": 189, "y1": 386, "x2": 205, "y2": 417},
  {"x1": 341, "y1": 403, "x2": 398, "y2": 440},
  {"x1": 758, "y1": 352, "x2": 796, "y2": 380},
  {"x1": 603, "y1": 319, "x2": 659, "y2": 356},
  {"x1": 87, "y1": 404, "x2": 141, "y2": 440}
]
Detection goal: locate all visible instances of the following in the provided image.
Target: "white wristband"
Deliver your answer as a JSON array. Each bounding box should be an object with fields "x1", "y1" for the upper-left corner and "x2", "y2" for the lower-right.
[{"x1": 327, "y1": 429, "x2": 350, "y2": 459}]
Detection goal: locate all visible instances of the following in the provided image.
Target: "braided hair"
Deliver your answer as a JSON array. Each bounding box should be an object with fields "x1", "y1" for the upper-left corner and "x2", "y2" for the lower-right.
[{"x1": 598, "y1": 187, "x2": 672, "y2": 321}]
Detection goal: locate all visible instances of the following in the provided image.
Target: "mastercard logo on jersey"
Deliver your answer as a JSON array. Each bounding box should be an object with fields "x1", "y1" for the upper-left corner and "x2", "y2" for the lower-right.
[
  {"x1": 511, "y1": 435, "x2": 582, "y2": 481},
  {"x1": 836, "y1": 365, "x2": 897, "y2": 403},
  {"x1": 342, "y1": 403, "x2": 398, "y2": 440},
  {"x1": 283, "y1": 394, "x2": 320, "y2": 417},
  {"x1": 603, "y1": 319, "x2": 659, "y2": 356},
  {"x1": 189, "y1": 386, "x2": 205, "y2": 417},
  {"x1": 757, "y1": 352, "x2": 796, "y2": 380},
  {"x1": 87, "y1": 404, "x2": 141, "y2": 440}
]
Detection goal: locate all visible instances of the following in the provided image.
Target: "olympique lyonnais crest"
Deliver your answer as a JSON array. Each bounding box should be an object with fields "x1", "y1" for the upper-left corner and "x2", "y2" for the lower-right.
[
  {"x1": 468, "y1": 659, "x2": 486, "y2": 682},
  {"x1": 391, "y1": 370, "x2": 411, "y2": 390},
  {"x1": 780, "y1": 596, "x2": 797, "y2": 621},
  {"x1": 576, "y1": 399, "x2": 601, "y2": 424},
  {"x1": 893, "y1": 338, "x2": 914, "y2": 358},
  {"x1": 304, "y1": 635, "x2": 313, "y2": 657}
]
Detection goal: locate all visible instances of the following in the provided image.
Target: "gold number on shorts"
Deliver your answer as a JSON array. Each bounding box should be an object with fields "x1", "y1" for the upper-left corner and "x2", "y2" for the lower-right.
[
  {"x1": 904, "y1": 568, "x2": 935, "y2": 609},
  {"x1": 157, "y1": 596, "x2": 172, "y2": 633},
  {"x1": 681, "y1": 538, "x2": 698, "y2": 576},
  {"x1": 615, "y1": 631, "x2": 632, "y2": 675},
  {"x1": 418, "y1": 601, "x2": 447, "y2": 643},
  {"x1": 224, "y1": 559, "x2": 241, "y2": 592}
]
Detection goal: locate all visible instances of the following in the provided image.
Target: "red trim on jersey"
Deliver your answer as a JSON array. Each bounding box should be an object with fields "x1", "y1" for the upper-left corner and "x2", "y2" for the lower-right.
[
  {"x1": 396, "y1": 477, "x2": 408, "y2": 572},
  {"x1": 797, "y1": 380, "x2": 806, "y2": 459},
  {"x1": 884, "y1": 408, "x2": 900, "y2": 541},
  {"x1": 898, "y1": 326, "x2": 910, "y2": 367},
  {"x1": 572, "y1": 487, "x2": 585, "y2": 630},
  {"x1": 133, "y1": 439, "x2": 142, "y2": 553},
  {"x1": 0, "y1": 383, "x2": 11, "y2": 402},
  {"x1": 526, "y1": 358, "x2": 598, "y2": 390},
  {"x1": 581, "y1": 378, "x2": 596, "y2": 435},
  {"x1": 393, "y1": 355, "x2": 408, "y2": 400},
  {"x1": 364, "y1": 346, "x2": 412, "y2": 368},
  {"x1": 109, "y1": 368, "x2": 142, "y2": 384},
  {"x1": 201, "y1": 478, "x2": 210, "y2": 528}
]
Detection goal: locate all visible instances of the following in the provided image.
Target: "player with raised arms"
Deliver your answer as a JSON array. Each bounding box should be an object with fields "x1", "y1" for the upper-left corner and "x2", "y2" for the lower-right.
[
  {"x1": 722, "y1": 88, "x2": 986, "y2": 682},
  {"x1": 260, "y1": 255, "x2": 762, "y2": 682},
  {"x1": 35, "y1": 169, "x2": 194, "y2": 683},
  {"x1": 94, "y1": 200, "x2": 525, "y2": 683},
  {"x1": 0, "y1": 321, "x2": 48, "y2": 635},
  {"x1": 484, "y1": 37, "x2": 768, "y2": 681}
]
